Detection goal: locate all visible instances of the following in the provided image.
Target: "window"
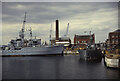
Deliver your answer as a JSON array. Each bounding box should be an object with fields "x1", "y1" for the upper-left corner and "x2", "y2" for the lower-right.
[
  {"x1": 78, "y1": 41, "x2": 79, "y2": 44},
  {"x1": 116, "y1": 40, "x2": 118, "y2": 43},
  {"x1": 81, "y1": 41, "x2": 86, "y2": 43},
  {"x1": 112, "y1": 40, "x2": 114, "y2": 44},
  {"x1": 112, "y1": 35, "x2": 114, "y2": 38}
]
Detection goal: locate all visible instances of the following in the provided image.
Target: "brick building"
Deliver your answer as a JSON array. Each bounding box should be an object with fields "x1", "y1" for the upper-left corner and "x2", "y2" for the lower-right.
[
  {"x1": 74, "y1": 34, "x2": 95, "y2": 49},
  {"x1": 108, "y1": 29, "x2": 120, "y2": 49}
]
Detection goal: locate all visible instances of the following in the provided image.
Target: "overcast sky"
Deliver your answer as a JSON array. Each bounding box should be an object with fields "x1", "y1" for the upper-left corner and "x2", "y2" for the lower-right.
[{"x1": 2, "y1": 2, "x2": 118, "y2": 45}]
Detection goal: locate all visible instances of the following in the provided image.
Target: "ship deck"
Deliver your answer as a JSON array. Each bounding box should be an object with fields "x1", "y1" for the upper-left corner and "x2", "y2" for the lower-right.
[{"x1": 105, "y1": 54, "x2": 120, "y2": 59}]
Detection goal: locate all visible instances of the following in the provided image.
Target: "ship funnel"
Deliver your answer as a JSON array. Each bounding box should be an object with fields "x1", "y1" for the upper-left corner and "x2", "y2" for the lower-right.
[{"x1": 56, "y1": 20, "x2": 59, "y2": 40}]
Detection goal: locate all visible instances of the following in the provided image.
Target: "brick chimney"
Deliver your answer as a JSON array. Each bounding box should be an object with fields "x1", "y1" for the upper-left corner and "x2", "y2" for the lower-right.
[{"x1": 56, "y1": 20, "x2": 59, "y2": 40}]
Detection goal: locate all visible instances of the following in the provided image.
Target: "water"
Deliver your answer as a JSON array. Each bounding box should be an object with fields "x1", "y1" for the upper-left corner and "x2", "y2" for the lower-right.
[{"x1": 2, "y1": 56, "x2": 120, "y2": 79}]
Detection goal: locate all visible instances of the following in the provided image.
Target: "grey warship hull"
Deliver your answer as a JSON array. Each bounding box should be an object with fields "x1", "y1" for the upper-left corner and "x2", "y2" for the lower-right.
[
  {"x1": 78, "y1": 49, "x2": 102, "y2": 61},
  {"x1": 2, "y1": 45, "x2": 63, "y2": 56}
]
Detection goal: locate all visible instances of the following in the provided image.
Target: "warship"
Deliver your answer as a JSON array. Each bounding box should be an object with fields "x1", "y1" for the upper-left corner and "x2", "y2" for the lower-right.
[
  {"x1": 1, "y1": 12, "x2": 63, "y2": 56},
  {"x1": 78, "y1": 32, "x2": 102, "y2": 62}
]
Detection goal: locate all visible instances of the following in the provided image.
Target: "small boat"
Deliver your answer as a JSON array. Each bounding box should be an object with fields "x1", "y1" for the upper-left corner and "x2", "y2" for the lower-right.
[{"x1": 104, "y1": 50, "x2": 120, "y2": 68}]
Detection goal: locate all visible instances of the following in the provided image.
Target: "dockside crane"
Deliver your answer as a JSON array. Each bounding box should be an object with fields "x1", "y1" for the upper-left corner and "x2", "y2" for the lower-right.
[
  {"x1": 21, "y1": 12, "x2": 27, "y2": 39},
  {"x1": 19, "y1": 12, "x2": 27, "y2": 47},
  {"x1": 64, "y1": 23, "x2": 69, "y2": 37}
]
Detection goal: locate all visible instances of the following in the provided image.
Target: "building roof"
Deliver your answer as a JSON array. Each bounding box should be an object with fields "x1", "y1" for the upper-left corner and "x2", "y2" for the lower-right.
[
  {"x1": 114, "y1": 29, "x2": 120, "y2": 32},
  {"x1": 75, "y1": 34, "x2": 94, "y2": 39}
]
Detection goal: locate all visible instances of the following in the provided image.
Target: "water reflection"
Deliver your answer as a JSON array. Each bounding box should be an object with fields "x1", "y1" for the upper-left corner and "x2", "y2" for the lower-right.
[{"x1": 2, "y1": 56, "x2": 120, "y2": 79}]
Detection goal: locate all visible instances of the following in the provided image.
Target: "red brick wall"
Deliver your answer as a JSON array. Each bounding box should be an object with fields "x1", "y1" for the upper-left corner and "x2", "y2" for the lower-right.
[
  {"x1": 74, "y1": 34, "x2": 95, "y2": 48},
  {"x1": 109, "y1": 32, "x2": 120, "y2": 48}
]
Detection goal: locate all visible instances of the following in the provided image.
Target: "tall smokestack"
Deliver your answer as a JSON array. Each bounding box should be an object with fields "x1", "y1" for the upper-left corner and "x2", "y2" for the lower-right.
[{"x1": 56, "y1": 20, "x2": 59, "y2": 40}]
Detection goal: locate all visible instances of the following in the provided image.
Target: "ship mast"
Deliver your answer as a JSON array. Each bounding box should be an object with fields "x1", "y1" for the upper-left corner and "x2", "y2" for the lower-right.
[{"x1": 28, "y1": 27, "x2": 32, "y2": 40}]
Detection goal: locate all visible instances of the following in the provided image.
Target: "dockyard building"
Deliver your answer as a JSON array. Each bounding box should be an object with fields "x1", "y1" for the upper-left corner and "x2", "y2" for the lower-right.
[
  {"x1": 107, "y1": 29, "x2": 120, "y2": 49},
  {"x1": 74, "y1": 34, "x2": 95, "y2": 49}
]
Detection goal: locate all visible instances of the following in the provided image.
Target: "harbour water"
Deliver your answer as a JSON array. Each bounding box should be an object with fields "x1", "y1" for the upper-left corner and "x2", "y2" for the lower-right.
[{"x1": 2, "y1": 55, "x2": 120, "y2": 79}]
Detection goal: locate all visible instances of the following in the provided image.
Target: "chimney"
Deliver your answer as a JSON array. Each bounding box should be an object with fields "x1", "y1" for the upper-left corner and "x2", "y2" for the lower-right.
[{"x1": 56, "y1": 20, "x2": 59, "y2": 40}]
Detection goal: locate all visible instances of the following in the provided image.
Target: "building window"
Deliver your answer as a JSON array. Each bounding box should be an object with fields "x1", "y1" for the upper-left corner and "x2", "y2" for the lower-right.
[
  {"x1": 81, "y1": 41, "x2": 83, "y2": 43},
  {"x1": 112, "y1": 40, "x2": 114, "y2": 44},
  {"x1": 112, "y1": 35, "x2": 114, "y2": 38},
  {"x1": 82, "y1": 41, "x2": 85, "y2": 43},
  {"x1": 81, "y1": 41, "x2": 86, "y2": 43},
  {"x1": 116, "y1": 40, "x2": 118, "y2": 43}
]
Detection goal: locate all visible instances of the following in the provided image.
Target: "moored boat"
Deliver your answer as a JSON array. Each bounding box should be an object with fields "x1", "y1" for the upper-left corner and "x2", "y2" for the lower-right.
[
  {"x1": 104, "y1": 54, "x2": 120, "y2": 68},
  {"x1": 78, "y1": 48, "x2": 102, "y2": 62},
  {"x1": 104, "y1": 49, "x2": 120, "y2": 68}
]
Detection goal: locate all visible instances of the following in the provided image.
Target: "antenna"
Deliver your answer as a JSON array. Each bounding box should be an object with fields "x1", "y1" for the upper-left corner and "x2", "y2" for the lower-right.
[
  {"x1": 49, "y1": 24, "x2": 52, "y2": 44},
  {"x1": 50, "y1": 24, "x2": 52, "y2": 40},
  {"x1": 89, "y1": 31, "x2": 91, "y2": 35},
  {"x1": 28, "y1": 27, "x2": 32, "y2": 40}
]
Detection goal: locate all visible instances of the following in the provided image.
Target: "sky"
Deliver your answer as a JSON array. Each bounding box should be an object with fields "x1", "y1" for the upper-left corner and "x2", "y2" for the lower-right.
[{"x1": 1, "y1": 2, "x2": 118, "y2": 45}]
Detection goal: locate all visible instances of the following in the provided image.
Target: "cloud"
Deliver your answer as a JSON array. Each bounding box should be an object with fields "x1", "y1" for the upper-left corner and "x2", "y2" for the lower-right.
[
  {"x1": 2, "y1": 0, "x2": 120, "y2": 2},
  {"x1": 2, "y1": 2, "x2": 118, "y2": 44}
]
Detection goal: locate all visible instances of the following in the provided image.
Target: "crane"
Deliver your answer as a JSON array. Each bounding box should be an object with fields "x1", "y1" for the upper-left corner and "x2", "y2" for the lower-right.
[
  {"x1": 19, "y1": 12, "x2": 27, "y2": 39},
  {"x1": 19, "y1": 12, "x2": 27, "y2": 47},
  {"x1": 64, "y1": 23, "x2": 69, "y2": 37},
  {"x1": 22, "y1": 12, "x2": 27, "y2": 39}
]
